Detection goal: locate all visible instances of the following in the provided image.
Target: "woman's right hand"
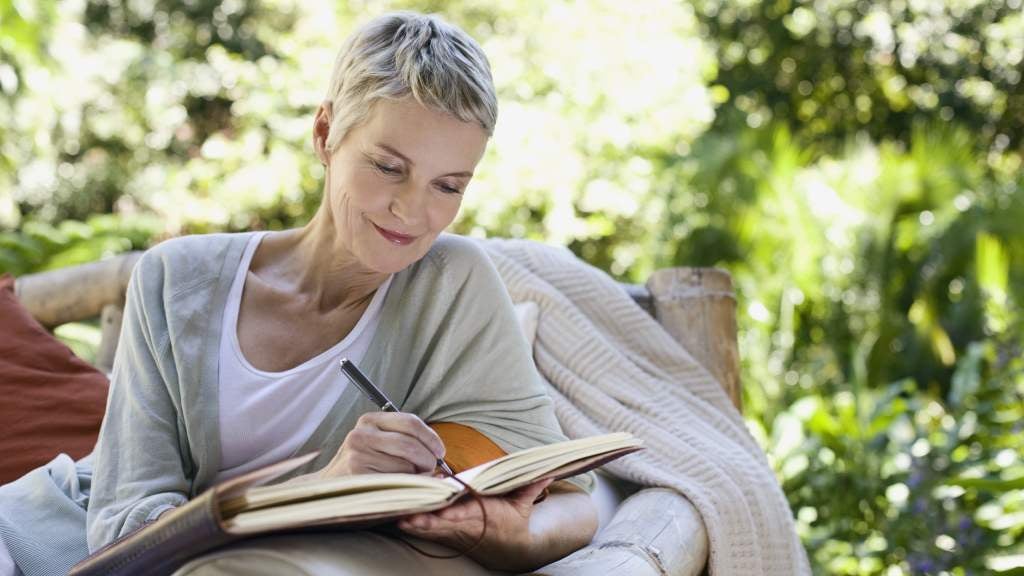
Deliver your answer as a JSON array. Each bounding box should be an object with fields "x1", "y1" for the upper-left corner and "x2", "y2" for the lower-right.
[{"x1": 316, "y1": 412, "x2": 447, "y2": 478}]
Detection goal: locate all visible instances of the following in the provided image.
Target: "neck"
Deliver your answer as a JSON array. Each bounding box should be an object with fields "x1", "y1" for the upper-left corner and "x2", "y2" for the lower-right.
[{"x1": 252, "y1": 207, "x2": 389, "y2": 314}]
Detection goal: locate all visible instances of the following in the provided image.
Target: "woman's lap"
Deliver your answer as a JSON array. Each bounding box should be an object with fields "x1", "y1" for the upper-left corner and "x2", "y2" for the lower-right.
[{"x1": 171, "y1": 531, "x2": 509, "y2": 576}]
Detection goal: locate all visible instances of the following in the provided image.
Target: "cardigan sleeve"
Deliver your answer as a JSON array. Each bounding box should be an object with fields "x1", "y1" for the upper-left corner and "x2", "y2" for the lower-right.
[
  {"x1": 84, "y1": 250, "x2": 190, "y2": 552},
  {"x1": 403, "y1": 239, "x2": 595, "y2": 493}
]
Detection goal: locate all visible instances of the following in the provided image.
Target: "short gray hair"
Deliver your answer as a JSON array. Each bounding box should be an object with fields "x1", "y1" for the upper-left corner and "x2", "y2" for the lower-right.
[{"x1": 323, "y1": 11, "x2": 498, "y2": 152}]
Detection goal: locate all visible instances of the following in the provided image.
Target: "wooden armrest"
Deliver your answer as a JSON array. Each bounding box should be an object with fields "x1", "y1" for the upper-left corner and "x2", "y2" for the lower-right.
[
  {"x1": 13, "y1": 251, "x2": 142, "y2": 328},
  {"x1": 529, "y1": 487, "x2": 708, "y2": 576},
  {"x1": 646, "y1": 267, "x2": 741, "y2": 411},
  {"x1": 623, "y1": 267, "x2": 741, "y2": 411}
]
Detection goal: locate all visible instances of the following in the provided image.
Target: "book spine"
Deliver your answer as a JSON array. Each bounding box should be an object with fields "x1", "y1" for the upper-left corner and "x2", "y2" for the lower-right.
[{"x1": 69, "y1": 490, "x2": 236, "y2": 576}]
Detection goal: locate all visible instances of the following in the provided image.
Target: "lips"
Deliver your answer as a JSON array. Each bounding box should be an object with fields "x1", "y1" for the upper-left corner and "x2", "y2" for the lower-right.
[{"x1": 372, "y1": 222, "x2": 418, "y2": 245}]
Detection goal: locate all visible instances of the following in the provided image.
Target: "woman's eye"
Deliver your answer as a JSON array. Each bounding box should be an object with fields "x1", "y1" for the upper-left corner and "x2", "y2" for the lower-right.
[
  {"x1": 374, "y1": 162, "x2": 401, "y2": 175},
  {"x1": 436, "y1": 183, "x2": 462, "y2": 195}
]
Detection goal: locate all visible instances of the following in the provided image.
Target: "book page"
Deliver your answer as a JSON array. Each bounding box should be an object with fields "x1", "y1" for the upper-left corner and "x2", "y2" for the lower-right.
[
  {"x1": 456, "y1": 432, "x2": 640, "y2": 493},
  {"x1": 225, "y1": 486, "x2": 457, "y2": 534},
  {"x1": 223, "y1": 472, "x2": 459, "y2": 516}
]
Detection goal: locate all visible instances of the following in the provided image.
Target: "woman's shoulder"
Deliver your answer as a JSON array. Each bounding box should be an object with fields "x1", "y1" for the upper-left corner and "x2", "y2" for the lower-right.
[
  {"x1": 421, "y1": 233, "x2": 491, "y2": 277},
  {"x1": 403, "y1": 234, "x2": 510, "y2": 314},
  {"x1": 132, "y1": 231, "x2": 254, "y2": 297},
  {"x1": 144, "y1": 231, "x2": 251, "y2": 262},
  {"x1": 390, "y1": 234, "x2": 504, "y2": 313}
]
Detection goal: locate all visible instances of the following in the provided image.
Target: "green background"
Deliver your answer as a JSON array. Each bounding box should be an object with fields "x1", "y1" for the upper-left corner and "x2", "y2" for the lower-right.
[{"x1": 1, "y1": 1, "x2": 1021, "y2": 574}]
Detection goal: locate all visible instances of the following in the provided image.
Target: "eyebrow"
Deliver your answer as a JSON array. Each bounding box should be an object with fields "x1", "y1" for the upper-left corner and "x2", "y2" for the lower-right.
[{"x1": 375, "y1": 143, "x2": 474, "y2": 178}]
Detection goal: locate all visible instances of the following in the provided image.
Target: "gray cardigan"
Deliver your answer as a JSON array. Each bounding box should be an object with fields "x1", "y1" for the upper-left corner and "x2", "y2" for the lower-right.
[{"x1": 0, "y1": 231, "x2": 591, "y2": 576}]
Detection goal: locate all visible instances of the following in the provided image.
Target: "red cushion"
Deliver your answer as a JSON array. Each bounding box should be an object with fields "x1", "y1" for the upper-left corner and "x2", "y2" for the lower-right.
[{"x1": 0, "y1": 274, "x2": 109, "y2": 484}]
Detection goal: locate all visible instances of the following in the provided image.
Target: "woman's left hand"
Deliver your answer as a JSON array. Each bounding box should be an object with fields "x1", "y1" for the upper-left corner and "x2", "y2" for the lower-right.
[{"x1": 396, "y1": 478, "x2": 554, "y2": 570}]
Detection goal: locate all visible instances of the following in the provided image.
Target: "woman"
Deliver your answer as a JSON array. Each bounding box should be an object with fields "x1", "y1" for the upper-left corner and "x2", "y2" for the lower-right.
[{"x1": 0, "y1": 11, "x2": 597, "y2": 576}]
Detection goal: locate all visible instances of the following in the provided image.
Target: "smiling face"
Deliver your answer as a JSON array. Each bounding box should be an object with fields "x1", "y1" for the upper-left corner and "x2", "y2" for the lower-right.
[{"x1": 314, "y1": 97, "x2": 489, "y2": 275}]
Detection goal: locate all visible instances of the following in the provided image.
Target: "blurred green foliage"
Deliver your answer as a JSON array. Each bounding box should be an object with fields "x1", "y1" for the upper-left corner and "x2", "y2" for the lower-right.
[{"x1": 1, "y1": 0, "x2": 1021, "y2": 574}]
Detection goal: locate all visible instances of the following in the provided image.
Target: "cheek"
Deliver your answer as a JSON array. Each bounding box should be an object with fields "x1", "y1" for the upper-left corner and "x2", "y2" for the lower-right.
[
  {"x1": 338, "y1": 169, "x2": 386, "y2": 212},
  {"x1": 427, "y1": 197, "x2": 462, "y2": 229}
]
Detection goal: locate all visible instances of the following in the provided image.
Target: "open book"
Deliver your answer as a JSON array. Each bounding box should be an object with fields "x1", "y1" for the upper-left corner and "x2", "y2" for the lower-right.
[
  {"x1": 70, "y1": 432, "x2": 643, "y2": 576},
  {"x1": 221, "y1": 431, "x2": 641, "y2": 533}
]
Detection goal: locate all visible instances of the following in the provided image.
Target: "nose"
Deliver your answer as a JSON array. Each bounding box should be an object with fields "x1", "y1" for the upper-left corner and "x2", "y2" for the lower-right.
[{"x1": 388, "y1": 180, "x2": 427, "y2": 226}]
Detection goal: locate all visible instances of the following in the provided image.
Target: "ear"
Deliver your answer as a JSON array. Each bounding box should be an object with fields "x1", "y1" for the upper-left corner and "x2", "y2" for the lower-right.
[{"x1": 313, "y1": 101, "x2": 333, "y2": 165}]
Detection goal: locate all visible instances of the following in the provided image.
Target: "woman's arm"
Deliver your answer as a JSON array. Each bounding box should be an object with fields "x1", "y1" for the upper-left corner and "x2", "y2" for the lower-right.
[
  {"x1": 397, "y1": 479, "x2": 598, "y2": 572},
  {"x1": 520, "y1": 481, "x2": 600, "y2": 568},
  {"x1": 85, "y1": 250, "x2": 191, "y2": 551}
]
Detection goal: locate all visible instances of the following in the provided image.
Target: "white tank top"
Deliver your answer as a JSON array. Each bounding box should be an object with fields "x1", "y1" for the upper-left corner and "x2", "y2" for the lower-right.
[{"x1": 215, "y1": 232, "x2": 393, "y2": 483}]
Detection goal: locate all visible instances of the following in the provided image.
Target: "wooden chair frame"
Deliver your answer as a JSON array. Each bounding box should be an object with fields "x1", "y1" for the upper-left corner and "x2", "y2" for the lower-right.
[{"x1": 14, "y1": 250, "x2": 741, "y2": 576}]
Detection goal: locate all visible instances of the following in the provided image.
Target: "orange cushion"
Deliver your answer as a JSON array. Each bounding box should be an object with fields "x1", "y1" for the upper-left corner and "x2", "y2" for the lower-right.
[
  {"x1": 428, "y1": 422, "x2": 508, "y2": 474},
  {"x1": 0, "y1": 274, "x2": 109, "y2": 484},
  {"x1": 430, "y1": 422, "x2": 551, "y2": 502}
]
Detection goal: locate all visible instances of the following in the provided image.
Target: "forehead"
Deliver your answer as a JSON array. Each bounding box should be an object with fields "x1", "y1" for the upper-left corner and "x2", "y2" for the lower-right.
[{"x1": 356, "y1": 98, "x2": 489, "y2": 172}]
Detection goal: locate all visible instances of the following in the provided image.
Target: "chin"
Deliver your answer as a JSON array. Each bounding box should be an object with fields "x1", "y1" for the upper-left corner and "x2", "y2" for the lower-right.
[{"x1": 362, "y1": 239, "x2": 431, "y2": 274}]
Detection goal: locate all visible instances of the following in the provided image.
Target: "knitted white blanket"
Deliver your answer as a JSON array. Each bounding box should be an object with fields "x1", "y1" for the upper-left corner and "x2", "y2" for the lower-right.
[{"x1": 481, "y1": 238, "x2": 810, "y2": 576}]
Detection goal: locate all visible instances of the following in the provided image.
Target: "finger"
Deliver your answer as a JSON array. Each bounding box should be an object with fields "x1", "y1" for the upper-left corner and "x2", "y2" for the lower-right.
[
  {"x1": 347, "y1": 418, "x2": 438, "y2": 473},
  {"x1": 346, "y1": 449, "x2": 418, "y2": 475},
  {"x1": 436, "y1": 495, "x2": 496, "y2": 522},
  {"x1": 398, "y1": 514, "x2": 448, "y2": 537},
  {"x1": 404, "y1": 508, "x2": 470, "y2": 528},
  {"x1": 398, "y1": 512, "x2": 475, "y2": 542},
  {"x1": 435, "y1": 501, "x2": 474, "y2": 522},
  {"x1": 366, "y1": 430, "x2": 438, "y2": 473},
  {"x1": 362, "y1": 412, "x2": 446, "y2": 459},
  {"x1": 398, "y1": 513, "x2": 432, "y2": 531},
  {"x1": 398, "y1": 519, "x2": 446, "y2": 543}
]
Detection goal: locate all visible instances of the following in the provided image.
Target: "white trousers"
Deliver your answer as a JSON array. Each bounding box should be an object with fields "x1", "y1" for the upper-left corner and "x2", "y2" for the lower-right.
[{"x1": 171, "y1": 531, "x2": 507, "y2": 576}]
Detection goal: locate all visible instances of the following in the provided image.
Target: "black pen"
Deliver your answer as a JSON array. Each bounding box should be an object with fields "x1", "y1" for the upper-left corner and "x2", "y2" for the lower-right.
[{"x1": 338, "y1": 358, "x2": 455, "y2": 476}]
